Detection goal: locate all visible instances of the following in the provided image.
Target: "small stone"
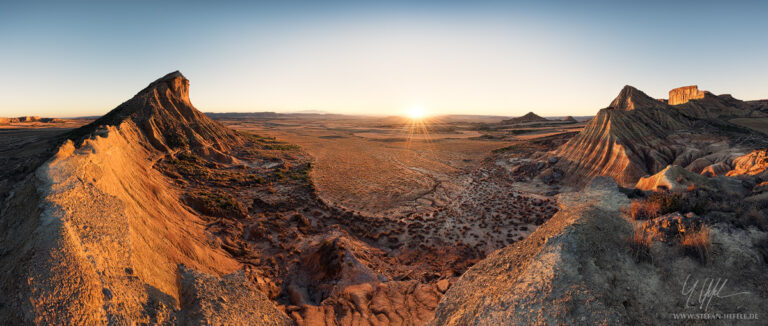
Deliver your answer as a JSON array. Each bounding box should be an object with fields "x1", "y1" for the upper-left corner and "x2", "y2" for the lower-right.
[{"x1": 436, "y1": 279, "x2": 451, "y2": 293}]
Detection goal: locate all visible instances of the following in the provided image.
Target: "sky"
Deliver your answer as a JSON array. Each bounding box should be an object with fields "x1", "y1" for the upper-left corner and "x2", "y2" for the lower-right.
[{"x1": 1, "y1": 0, "x2": 767, "y2": 118}]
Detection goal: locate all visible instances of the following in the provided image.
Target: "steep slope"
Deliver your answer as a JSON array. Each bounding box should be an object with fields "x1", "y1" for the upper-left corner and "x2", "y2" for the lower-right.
[
  {"x1": 68, "y1": 71, "x2": 244, "y2": 155},
  {"x1": 0, "y1": 72, "x2": 290, "y2": 324},
  {"x1": 431, "y1": 178, "x2": 768, "y2": 325},
  {"x1": 554, "y1": 85, "x2": 765, "y2": 187},
  {"x1": 609, "y1": 85, "x2": 668, "y2": 111},
  {"x1": 554, "y1": 86, "x2": 687, "y2": 186}
]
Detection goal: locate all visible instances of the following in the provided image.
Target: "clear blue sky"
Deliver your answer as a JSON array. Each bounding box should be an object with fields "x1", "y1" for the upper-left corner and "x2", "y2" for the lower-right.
[{"x1": 1, "y1": 0, "x2": 766, "y2": 117}]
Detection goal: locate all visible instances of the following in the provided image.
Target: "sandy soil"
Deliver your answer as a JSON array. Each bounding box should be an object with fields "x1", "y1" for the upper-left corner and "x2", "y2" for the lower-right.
[{"x1": 217, "y1": 116, "x2": 518, "y2": 216}]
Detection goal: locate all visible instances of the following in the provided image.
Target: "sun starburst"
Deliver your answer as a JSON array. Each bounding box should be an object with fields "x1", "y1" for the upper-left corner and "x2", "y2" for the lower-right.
[{"x1": 406, "y1": 106, "x2": 428, "y2": 120}]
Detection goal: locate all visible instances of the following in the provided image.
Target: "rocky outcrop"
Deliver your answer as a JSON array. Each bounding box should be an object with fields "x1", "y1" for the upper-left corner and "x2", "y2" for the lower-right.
[
  {"x1": 179, "y1": 266, "x2": 293, "y2": 325},
  {"x1": 431, "y1": 177, "x2": 768, "y2": 325},
  {"x1": 562, "y1": 116, "x2": 578, "y2": 122},
  {"x1": 553, "y1": 85, "x2": 766, "y2": 187},
  {"x1": 669, "y1": 85, "x2": 706, "y2": 105},
  {"x1": 501, "y1": 112, "x2": 548, "y2": 124},
  {"x1": 553, "y1": 87, "x2": 687, "y2": 186},
  {"x1": 727, "y1": 149, "x2": 768, "y2": 176},
  {"x1": 636, "y1": 165, "x2": 710, "y2": 192}
]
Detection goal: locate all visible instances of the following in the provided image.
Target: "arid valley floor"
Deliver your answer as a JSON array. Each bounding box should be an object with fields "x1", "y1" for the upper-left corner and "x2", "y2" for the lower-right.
[{"x1": 2, "y1": 73, "x2": 768, "y2": 325}]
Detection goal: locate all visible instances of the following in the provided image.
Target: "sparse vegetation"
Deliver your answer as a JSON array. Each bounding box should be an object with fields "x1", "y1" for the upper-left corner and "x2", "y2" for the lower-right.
[
  {"x1": 238, "y1": 131, "x2": 301, "y2": 151},
  {"x1": 628, "y1": 227, "x2": 653, "y2": 262},
  {"x1": 630, "y1": 190, "x2": 708, "y2": 220},
  {"x1": 680, "y1": 225, "x2": 711, "y2": 264},
  {"x1": 630, "y1": 200, "x2": 661, "y2": 220},
  {"x1": 164, "y1": 130, "x2": 189, "y2": 148},
  {"x1": 263, "y1": 143, "x2": 301, "y2": 151},
  {"x1": 165, "y1": 151, "x2": 211, "y2": 177},
  {"x1": 188, "y1": 190, "x2": 246, "y2": 218},
  {"x1": 647, "y1": 191, "x2": 682, "y2": 214}
]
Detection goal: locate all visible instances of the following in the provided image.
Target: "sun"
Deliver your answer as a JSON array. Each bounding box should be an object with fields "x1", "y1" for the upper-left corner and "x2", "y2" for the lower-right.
[{"x1": 406, "y1": 106, "x2": 428, "y2": 120}]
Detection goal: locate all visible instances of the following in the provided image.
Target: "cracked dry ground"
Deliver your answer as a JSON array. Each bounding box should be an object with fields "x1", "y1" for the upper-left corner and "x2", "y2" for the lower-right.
[{"x1": 156, "y1": 132, "x2": 562, "y2": 325}]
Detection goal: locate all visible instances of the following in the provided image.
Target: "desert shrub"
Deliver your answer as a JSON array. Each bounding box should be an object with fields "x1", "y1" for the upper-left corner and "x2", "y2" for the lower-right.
[
  {"x1": 165, "y1": 152, "x2": 210, "y2": 177},
  {"x1": 630, "y1": 200, "x2": 661, "y2": 220},
  {"x1": 238, "y1": 131, "x2": 300, "y2": 150},
  {"x1": 635, "y1": 191, "x2": 709, "y2": 217},
  {"x1": 238, "y1": 131, "x2": 276, "y2": 143},
  {"x1": 164, "y1": 130, "x2": 188, "y2": 148},
  {"x1": 289, "y1": 163, "x2": 312, "y2": 182},
  {"x1": 628, "y1": 227, "x2": 653, "y2": 263},
  {"x1": 648, "y1": 192, "x2": 682, "y2": 214},
  {"x1": 680, "y1": 225, "x2": 711, "y2": 264},
  {"x1": 188, "y1": 190, "x2": 246, "y2": 218},
  {"x1": 263, "y1": 143, "x2": 300, "y2": 151}
]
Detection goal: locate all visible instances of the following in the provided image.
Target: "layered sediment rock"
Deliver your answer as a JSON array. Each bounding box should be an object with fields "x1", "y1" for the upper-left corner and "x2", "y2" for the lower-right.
[
  {"x1": 668, "y1": 85, "x2": 706, "y2": 105},
  {"x1": 554, "y1": 85, "x2": 766, "y2": 187},
  {"x1": 727, "y1": 149, "x2": 768, "y2": 176}
]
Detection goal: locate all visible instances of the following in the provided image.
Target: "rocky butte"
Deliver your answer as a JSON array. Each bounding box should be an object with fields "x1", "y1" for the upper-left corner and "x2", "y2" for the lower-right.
[
  {"x1": 551, "y1": 84, "x2": 766, "y2": 187},
  {"x1": 668, "y1": 85, "x2": 707, "y2": 105}
]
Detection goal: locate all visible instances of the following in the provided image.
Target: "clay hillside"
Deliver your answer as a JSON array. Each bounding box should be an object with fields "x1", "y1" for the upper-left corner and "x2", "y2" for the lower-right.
[
  {"x1": 501, "y1": 112, "x2": 548, "y2": 124},
  {"x1": 0, "y1": 71, "x2": 293, "y2": 324},
  {"x1": 1, "y1": 72, "x2": 561, "y2": 325},
  {"x1": 550, "y1": 85, "x2": 768, "y2": 187}
]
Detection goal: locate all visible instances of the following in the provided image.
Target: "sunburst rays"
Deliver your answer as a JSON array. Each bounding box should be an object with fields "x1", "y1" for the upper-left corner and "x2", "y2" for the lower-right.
[{"x1": 398, "y1": 115, "x2": 445, "y2": 150}]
